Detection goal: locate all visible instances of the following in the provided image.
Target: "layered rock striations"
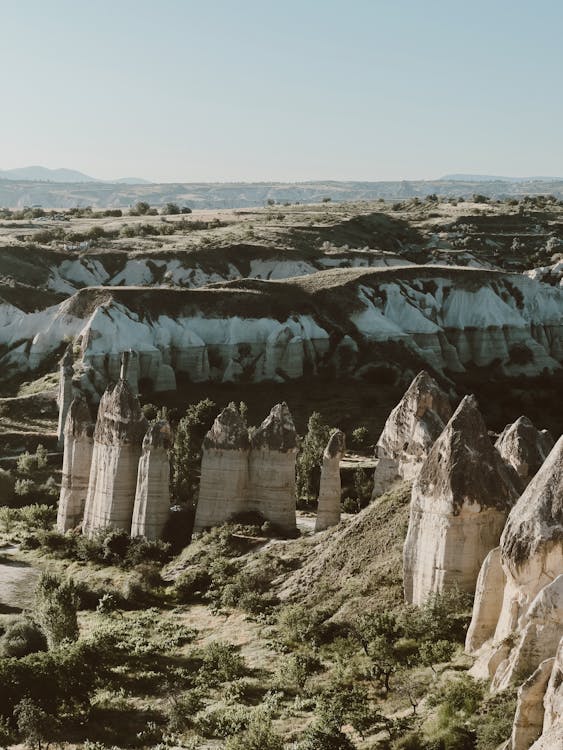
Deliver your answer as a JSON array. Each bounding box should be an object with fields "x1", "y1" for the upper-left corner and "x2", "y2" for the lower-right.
[
  {"x1": 56, "y1": 395, "x2": 94, "y2": 532},
  {"x1": 403, "y1": 395, "x2": 522, "y2": 606},
  {"x1": 130, "y1": 420, "x2": 173, "y2": 540},
  {"x1": 315, "y1": 430, "x2": 346, "y2": 532},
  {"x1": 193, "y1": 405, "x2": 250, "y2": 532},
  {"x1": 82, "y1": 380, "x2": 148, "y2": 536},
  {"x1": 248, "y1": 402, "x2": 298, "y2": 532},
  {"x1": 495, "y1": 416, "x2": 554, "y2": 485},
  {"x1": 372, "y1": 371, "x2": 452, "y2": 496}
]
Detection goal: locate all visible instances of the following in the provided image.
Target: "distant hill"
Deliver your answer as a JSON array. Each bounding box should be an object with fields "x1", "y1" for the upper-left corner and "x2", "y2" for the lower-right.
[
  {"x1": 442, "y1": 173, "x2": 563, "y2": 183},
  {"x1": 0, "y1": 166, "x2": 98, "y2": 183}
]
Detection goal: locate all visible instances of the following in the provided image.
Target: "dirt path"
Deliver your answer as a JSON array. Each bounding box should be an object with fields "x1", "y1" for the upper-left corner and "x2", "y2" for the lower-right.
[{"x1": 0, "y1": 545, "x2": 40, "y2": 613}]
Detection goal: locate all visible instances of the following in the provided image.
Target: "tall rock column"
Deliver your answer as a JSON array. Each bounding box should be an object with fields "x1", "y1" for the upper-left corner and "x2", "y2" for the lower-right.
[
  {"x1": 56, "y1": 395, "x2": 94, "y2": 532},
  {"x1": 131, "y1": 420, "x2": 172, "y2": 540},
  {"x1": 82, "y1": 380, "x2": 147, "y2": 536},
  {"x1": 315, "y1": 430, "x2": 345, "y2": 532},
  {"x1": 248, "y1": 402, "x2": 298, "y2": 533},
  {"x1": 372, "y1": 370, "x2": 452, "y2": 496},
  {"x1": 193, "y1": 404, "x2": 250, "y2": 532},
  {"x1": 57, "y1": 346, "x2": 74, "y2": 448},
  {"x1": 403, "y1": 395, "x2": 522, "y2": 606}
]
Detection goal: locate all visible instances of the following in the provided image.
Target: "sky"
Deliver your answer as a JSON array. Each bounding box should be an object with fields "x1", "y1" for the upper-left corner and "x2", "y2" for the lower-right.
[{"x1": 1, "y1": 0, "x2": 562, "y2": 183}]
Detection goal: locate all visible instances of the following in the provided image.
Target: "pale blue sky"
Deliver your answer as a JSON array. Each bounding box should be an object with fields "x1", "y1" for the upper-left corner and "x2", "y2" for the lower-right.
[{"x1": 2, "y1": 0, "x2": 562, "y2": 182}]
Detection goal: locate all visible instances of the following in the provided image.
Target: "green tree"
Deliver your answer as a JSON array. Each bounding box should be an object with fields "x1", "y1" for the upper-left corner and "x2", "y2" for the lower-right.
[
  {"x1": 14, "y1": 699, "x2": 60, "y2": 750},
  {"x1": 296, "y1": 413, "x2": 332, "y2": 503},
  {"x1": 34, "y1": 573, "x2": 79, "y2": 649},
  {"x1": 162, "y1": 202, "x2": 180, "y2": 215},
  {"x1": 171, "y1": 399, "x2": 216, "y2": 505}
]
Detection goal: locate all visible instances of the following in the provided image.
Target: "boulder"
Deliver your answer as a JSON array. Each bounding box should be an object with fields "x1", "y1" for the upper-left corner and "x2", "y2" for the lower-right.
[
  {"x1": 315, "y1": 430, "x2": 346, "y2": 532},
  {"x1": 193, "y1": 404, "x2": 250, "y2": 532},
  {"x1": 56, "y1": 395, "x2": 94, "y2": 532},
  {"x1": 82, "y1": 380, "x2": 148, "y2": 536},
  {"x1": 130, "y1": 420, "x2": 172, "y2": 540},
  {"x1": 403, "y1": 395, "x2": 522, "y2": 605},
  {"x1": 495, "y1": 416, "x2": 554, "y2": 485},
  {"x1": 372, "y1": 371, "x2": 452, "y2": 496},
  {"x1": 248, "y1": 402, "x2": 298, "y2": 532}
]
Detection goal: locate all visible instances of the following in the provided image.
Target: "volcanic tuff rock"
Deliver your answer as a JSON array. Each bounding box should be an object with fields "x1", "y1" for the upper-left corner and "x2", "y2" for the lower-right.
[
  {"x1": 467, "y1": 437, "x2": 563, "y2": 695},
  {"x1": 510, "y1": 657, "x2": 556, "y2": 750},
  {"x1": 372, "y1": 370, "x2": 452, "y2": 496},
  {"x1": 315, "y1": 430, "x2": 346, "y2": 532},
  {"x1": 56, "y1": 395, "x2": 94, "y2": 532},
  {"x1": 403, "y1": 395, "x2": 522, "y2": 605},
  {"x1": 82, "y1": 380, "x2": 148, "y2": 536},
  {"x1": 194, "y1": 404, "x2": 250, "y2": 532},
  {"x1": 248, "y1": 403, "x2": 298, "y2": 532},
  {"x1": 56, "y1": 345, "x2": 74, "y2": 447},
  {"x1": 130, "y1": 420, "x2": 172, "y2": 540},
  {"x1": 465, "y1": 546, "x2": 506, "y2": 653},
  {"x1": 495, "y1": 416, "x2": 554, "y2": 485}
]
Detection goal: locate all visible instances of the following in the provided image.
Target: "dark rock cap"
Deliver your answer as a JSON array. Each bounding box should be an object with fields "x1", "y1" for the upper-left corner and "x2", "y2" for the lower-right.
[
  {"x1": 416, "y1": 394, "x2": 523, "y2": 513},
  {"x1": 64, "y1": 394, "x2": 94, "y2": 439},
  {"x1": 325, "y1": 429, "x2": 346, "y2": 459},
  {"x1": 501, "y1": 435, "x2": 563, "y2": 566},
  {"x1": 203, "y1": 404, "x2": 249, "y2": 451},
  {"x1": 142, "y1": 419, "x2": 173, "y2": 451},
  {"x1": 251, "y1": 402, "x2": 297, "y2": 452},
  {"x1": 93, "y1": 379, "x2": 147, "y2": 445}
]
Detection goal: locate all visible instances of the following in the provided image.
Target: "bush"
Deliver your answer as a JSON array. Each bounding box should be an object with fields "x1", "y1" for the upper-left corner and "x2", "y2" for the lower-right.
[
  {"x1": 351, "y1": 426, "x2": 370, "y2": 450},
  {"x1": 274, "y1": 652, "x2": 322, "y2": 692},
  {"x1": 171, "y1": 399, "x2": 216, "y2": 505},
  {"x1": 173, "y1": 566, "x2": 212, "y2": 603},
  {"x1": 165, "y1": 690, "x2": 204, "y2": 732},
  {"x1": 0, "y1": 468, "x2": 15, "y2": 506},
  {"x1": 224, "y1": 712, "x2": 283, "y2": 750},
  {"x1": 14, "y1": 698, "x2": 60, "y2": 750},
  {"x1": 198, "y1": 642, "x2": 246, "y2": 685},
  {"x1": 509, "y1": 343, "x2": 534, "y2": 366},
  {"x1": 34, "y1": 573, "x2": 79, "y2": 649},
  {"x1": 195, "y1": 703, "x2": 252, "y2": 738},
  {"x1": 0, "y1": 619, "x2": 47, "y2": 658}
]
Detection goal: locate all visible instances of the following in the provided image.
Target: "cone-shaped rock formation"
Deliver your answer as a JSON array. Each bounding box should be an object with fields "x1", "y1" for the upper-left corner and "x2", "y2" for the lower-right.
[
  {"x1": 372, "y1": 371, "x2": 452, "y2": 496},
  {"x1": 131, "y1": 419, "x2": 173, "y2": 540},
  {"x1": 403, "y1": 395, "x2": 522, "y2": 605},
  {"x1": 315, "y1": 430, "x2": 346, "y2": 532},
  {"x1": 193, "y1": 404, "x2": 250, "y2": 532},
  {"x1": 57, "y1": 395, "x2": 94, "y2": 532},
  {"x1": 248, "y1": 402, "x2": 298, "y2": 532},
  {"x1": 495, "y1": 416, "x2": 554, "y2": 485},
  {"x1": 82, "y1": 380, "x2": 148, "y2": 536}
]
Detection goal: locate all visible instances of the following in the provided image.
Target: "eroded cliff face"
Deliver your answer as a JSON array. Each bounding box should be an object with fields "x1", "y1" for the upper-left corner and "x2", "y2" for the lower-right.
[
  {"x1": 130, "y1": 420, "x2": 172, "y2": 540},
  {"x1": 315, "y1": 430, "x2": 346, "y2": 532},
  {"x1": 82, "y1": 380, "x2": 148, "y2": 536},
  {"x1": 56, "y1": 395, "x2": 94, "y2": 532},
  {"x1": 403, "y1": 395, "x2": 522, "y2": 605},
  {"x1": 372, "y1": 370, "x2": 452, "y2": 495},
  {"x1": 1, "y1": 268, "x2": 561, "y2": 392},
  {"x1": 193, "y1": 405, "x2": 250, "y2": 532},
  {"x1": 495, "y1": 416, "x2": 554, "y2": 485}
]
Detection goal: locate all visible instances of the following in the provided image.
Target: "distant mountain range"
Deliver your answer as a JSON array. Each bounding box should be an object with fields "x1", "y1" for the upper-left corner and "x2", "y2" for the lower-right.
[
  {"x1": 442, "y1": 174, "x2": 563, "y2": 183},
  {"x1": 0, "y1": 166, "x2": 150, "y2": 184},
  {"x1": 1, "y1": 168, "x2": 563, "y2": 209}
]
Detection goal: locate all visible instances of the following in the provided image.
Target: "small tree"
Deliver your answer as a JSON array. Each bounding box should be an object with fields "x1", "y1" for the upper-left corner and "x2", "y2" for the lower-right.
[
  {"x1": 162, "y1": 202, "x2": 180, "y2": 215},
  {"x1": 296, "y1": 413, "x2": 332, "y2": 503},
  {"x1": 14, "y1": 699, "x2": 60, "y2": 750},
  {"x1": 171, "y1": 399, "x2": 216, "y2": 505},
  {"x1": 34, "y1": 573, "x2": 79, "y2": 649}
]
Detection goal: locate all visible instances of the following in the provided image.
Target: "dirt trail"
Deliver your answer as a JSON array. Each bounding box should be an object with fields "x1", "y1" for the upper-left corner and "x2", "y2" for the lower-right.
[{"x1": 0, "y1": 545, "x2": 40, "y2": 613}]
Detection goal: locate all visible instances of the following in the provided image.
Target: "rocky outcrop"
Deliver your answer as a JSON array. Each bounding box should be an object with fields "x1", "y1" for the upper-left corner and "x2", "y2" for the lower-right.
[
  {"x1": 82, "y1": 380, "x2": 148, "y2": 536},
  {"x1": 315, "y1": 430, "x2": 346, "y2": 532},
  {"x1": 193, "y1": 405, "x2": 250, "y2": 532},
  {"x1": 56, "y1": 346, "x2": 74, "y2": 448},
  {"x1": 403, "y1": 395, "x2": 522, "y2": 605},
  {"x1": 467, "y1": 437, "x2": 563, "y2": 701},
  {"x1": 372, "y1": 371, "x2": 452, "y2": 496},
  {"x1": 56, "y1": 395, "x2": 94, "y2": 532},
  {"x1": 510, "y1": 657, "x2": 555, "y2": 750},
  {"x1": 130, "y1": 420, "x2": 172, "y2": 540},
  {"x1": 465, "y1": 546, "x2": 506, "y2": 653},
  {"x1": 248, "y1": 403, "x2": 298, "y2": 532},
  {"x1": 495, "y1": 416, "x2": 554, "y2": 485},
  {"x1": 540, "y1": 637, "x2": 563, "y2": 743}
]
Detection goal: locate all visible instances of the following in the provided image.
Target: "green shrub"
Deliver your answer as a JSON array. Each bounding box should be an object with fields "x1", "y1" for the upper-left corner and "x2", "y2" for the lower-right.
[
  {"x1": 274, "y1": 652, "x2": 322, "y2": 692},
  {"x1": 296, "y1": 413, "x2": 332, "y2": 503},
  {"x1": 14, "y1": 698, "x2": 60, "y2": 750},
  {"x1": 34, "y1": 573, "x2": 79, "y2": 649},
  {"x1": 351, "y1": 426, "x2": 370, "y2": 450},
  {"x1": 173, "y1": 566, "x2": 212, "y2": 603},
  {"x1": 165, "y1": 689, "x2": 204, "y2": 732},
  {"x1": 172, "y1": 399, "x2": 216, "y2": 505},
  {"x1": 0, "y1": 619, "x2": 47, "y2": 658},
  {"x1": 195, "y1": 703, "x2": 252, "y2": 738},
  {"x1": 224, "y1": 712, "x2": 283, "y2": 750},
  {"x1": 198, "y1": 641, "x2": 246, "y2": 685}
]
